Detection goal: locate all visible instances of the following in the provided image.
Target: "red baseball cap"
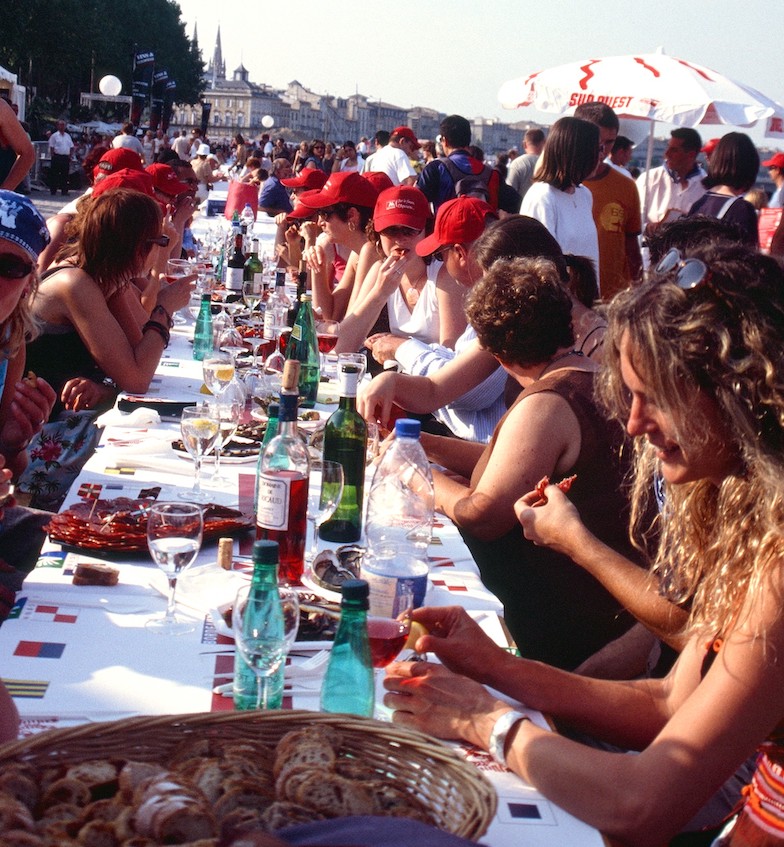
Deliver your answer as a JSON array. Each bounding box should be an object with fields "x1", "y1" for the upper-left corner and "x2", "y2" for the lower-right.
[
  {"x1": 304, "y1": 171, "x2": 379, "y2": 210},
  {"x1": 280, "y1": 167, "x2": 329, "y2": 190},
  {"x1": 362, "y1": 171, "x2": 394, "y2": 193},
  {"x1": 93, "y1": 147, "x2": 144, "y2": 178},
  {"x1": 287, "y1": 189, "x2": 322, "y2": 222},
  {"x1": 392, "y1": 126, "x2": 420, "y2": 150},
  {"x1": 762, "y1": 152, "x2": 784, "y2": 169},
  {"x1": 373, "y1": 186, "x2": 430, "y2": 231},
  {"x1": 701, "y1": 138, "x2": 720, "y2": 156},
  {"x1": 146, "y1": 163, "x2": 191, "y2": 197},
  {"x1": 91, "y1": 168, "x2": 155, "y2": 199},
  {"x1": 416, "y1": 197, "x2": 498, "y2": 257}
]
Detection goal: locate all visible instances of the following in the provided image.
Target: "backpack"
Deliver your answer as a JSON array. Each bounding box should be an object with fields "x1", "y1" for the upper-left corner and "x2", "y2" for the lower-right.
[{"x1": 437, "y1": 155, "x2": 498, "y2": 208}]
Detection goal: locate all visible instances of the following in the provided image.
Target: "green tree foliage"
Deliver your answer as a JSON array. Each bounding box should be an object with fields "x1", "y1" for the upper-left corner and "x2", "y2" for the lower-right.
[{"x1": 0, "y1": 0, "x2": 204, "y2": 112}]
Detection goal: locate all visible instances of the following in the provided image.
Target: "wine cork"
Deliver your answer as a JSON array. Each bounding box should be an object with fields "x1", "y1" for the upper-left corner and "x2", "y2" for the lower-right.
[
  {"x1": 282, "y1": 359, "x2": 300, "y2": 392},
  {"x1": 217, "y1": 537, "x2": 233, "y2": 570}
]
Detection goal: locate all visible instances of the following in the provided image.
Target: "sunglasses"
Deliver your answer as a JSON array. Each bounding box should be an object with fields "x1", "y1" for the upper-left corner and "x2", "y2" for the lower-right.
[
  {"x1": 382, "y1": 226, "x2": 422, "y2": 238},
  {"x1": 147, "y1": 235, "x2": 171, "y2": 248},
  {"x1": 0, "y1": 253, "x2": 34, "y2": 279},
  {"x1": 654, "y1": 248, "x2": 709, "y2": 289},
  {"x1": 433, "y1": 245, "x2": 454, "y2": 263},
  {"x1": 318, "y1": 207, "x2": 338, "y2": 219}
]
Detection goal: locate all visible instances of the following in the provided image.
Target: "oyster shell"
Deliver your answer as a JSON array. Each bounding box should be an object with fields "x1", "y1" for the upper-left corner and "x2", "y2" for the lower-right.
[{"x1": 312, "y1": 545, "x2": 363, "y2": 592}]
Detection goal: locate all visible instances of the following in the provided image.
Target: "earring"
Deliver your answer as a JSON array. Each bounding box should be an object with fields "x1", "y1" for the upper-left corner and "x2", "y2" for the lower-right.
[{"x1": 349, "y1": 222, "x2": 356, "y2": 232}]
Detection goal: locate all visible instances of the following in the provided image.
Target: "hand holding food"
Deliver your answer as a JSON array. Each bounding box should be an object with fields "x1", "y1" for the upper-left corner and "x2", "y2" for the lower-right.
[{"x1": 515, "y1": 478, "x2": 583, "y2": 558}]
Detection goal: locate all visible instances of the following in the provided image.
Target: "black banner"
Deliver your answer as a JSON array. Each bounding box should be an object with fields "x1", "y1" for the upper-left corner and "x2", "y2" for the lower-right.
[
  {"x1": 200, "y1": 102, "x2": 212, "y2": 137},
  {"x1": 130, "y1": 50, "x2": 155, "y2": 127},
  {"x1": 162, "y1": 79, "x2": 177, "y2": 133},
  {"x1": 149, "y1": 69, "x2": 168, "y2": 131}
]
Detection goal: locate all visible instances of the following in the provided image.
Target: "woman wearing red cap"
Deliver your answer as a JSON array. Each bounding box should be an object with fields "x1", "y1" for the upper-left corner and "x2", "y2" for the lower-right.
[{"x1": 335, "y1": 184, "x2": 465, "y2": 357}]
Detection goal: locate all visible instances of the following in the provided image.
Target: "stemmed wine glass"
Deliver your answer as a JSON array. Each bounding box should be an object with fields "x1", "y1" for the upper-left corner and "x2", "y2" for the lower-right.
[
  {"x1": 337, "y1": 352, "x2": 367, "y2": 383},
  {"x1": 367, "y1": 581, "x2": 414, "y2": 719},
  {"x1": 202, "y1": 351, "x2": 235, "y2": 395},
  {"x1": 219, "y1": 326, "x2": 247, "y2": 367},
  {"x1": 232, "y1": 583, "x2": 300, "y2": 709},
  {"x1": 315, "y1": 319, "x2": 340, "y2": 376},
  {"x1": 208, "y1": 389, "x2": 243, "y2": 487},
  {"x1": 306, "y1": 460, "x2": 344, "y2": 563},
  {"x1": 146, "y1": 503, "x2": 203, "y2": 635},
  {"x1": 264, "y1": 325, "x2": 291, "y2": 375},
  {"x1": 177, "y1": 405, "x2": 220, "y2": 502}
]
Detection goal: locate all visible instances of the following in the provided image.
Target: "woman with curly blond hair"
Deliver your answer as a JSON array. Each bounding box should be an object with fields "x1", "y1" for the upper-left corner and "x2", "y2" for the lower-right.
[{"x1": 385, "y1": 241, "x2": 784, "y2": 845}]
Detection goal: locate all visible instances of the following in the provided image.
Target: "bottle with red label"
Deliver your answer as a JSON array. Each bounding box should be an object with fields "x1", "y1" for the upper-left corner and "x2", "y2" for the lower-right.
[{"x1": 255, "y1": 361, "x2": 310, "y2": 584}]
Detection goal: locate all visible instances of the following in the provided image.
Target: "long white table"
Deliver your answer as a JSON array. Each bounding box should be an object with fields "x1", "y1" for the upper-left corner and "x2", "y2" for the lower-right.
[{"x1": 0, "y1": 269, "x2": 605, "y2": 847}]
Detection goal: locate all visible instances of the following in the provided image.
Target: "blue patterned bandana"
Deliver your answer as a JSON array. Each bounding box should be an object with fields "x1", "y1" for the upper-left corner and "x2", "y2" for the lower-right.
[{"x1": 0, "y1": 191, "x2": 50, "y2": 259}]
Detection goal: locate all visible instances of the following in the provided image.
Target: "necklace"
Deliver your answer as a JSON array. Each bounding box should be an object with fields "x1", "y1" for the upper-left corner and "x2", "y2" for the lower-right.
[
  {"x1": 402, "y1": 271, "x2": 426, "y2": 307},
  {"x1": 536, "y1": 349, "x2": 583, "y2": 381}
]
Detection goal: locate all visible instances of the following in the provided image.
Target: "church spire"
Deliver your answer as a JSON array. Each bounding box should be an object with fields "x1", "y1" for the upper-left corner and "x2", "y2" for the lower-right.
[{"x1": 211, "y1": 25, "x2": 225, "y2": 87}]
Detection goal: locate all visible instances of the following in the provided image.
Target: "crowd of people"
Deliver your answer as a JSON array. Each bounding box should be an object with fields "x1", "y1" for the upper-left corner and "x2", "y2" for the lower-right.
[{"x1": 1, "y1": 94, "x2": 784, "y2": 846}]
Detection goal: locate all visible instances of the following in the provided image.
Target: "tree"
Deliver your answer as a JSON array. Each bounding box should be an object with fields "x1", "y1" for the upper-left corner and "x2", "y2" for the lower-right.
[{"x1": 0, "y1": 0, "x2": 204, "y2": 123}]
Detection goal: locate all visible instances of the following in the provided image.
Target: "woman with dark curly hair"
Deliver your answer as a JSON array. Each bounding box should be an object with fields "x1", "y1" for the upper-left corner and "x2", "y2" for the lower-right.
[
  {"x1": 386, "y1": 241, "x2": 784, "y2": 846},
  {"x1": 419, "y1": 255, "x2": 639, "y2": 669}
]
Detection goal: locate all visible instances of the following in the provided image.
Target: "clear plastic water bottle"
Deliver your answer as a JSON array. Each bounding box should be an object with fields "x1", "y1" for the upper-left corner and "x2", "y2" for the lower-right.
[
  {"x1": 240, "y1": 202, "x2": 256, "y2": 237},
  {"x1": 363, "y1": 418, "x2": 434, "y2": 617}
]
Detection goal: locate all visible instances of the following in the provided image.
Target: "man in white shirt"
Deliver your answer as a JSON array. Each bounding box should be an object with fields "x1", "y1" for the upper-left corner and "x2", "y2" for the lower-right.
[
  {"x1": 112, "y1": 123, "x2": 145, "y2": 161},
  {"x1": 636, "y1": 127, "x2": 706, "y2": 235},
  {"x1": 171, "y1": 130, "x2": 190, "y2": 161},
  {"x1": 364, "y1": 126, "x2": 417, "y2": 186},
  {"x1": 47, "y1": 120, "x2": 74, "y2": 196}
]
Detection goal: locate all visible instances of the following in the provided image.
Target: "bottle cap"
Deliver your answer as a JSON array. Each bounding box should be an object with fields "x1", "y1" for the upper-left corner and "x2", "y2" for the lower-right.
[
  {"x1": 201, "y1": 293, "x2": 211, "y2": 301},
  {"x1": 266, "y1": 402, "x2": 279, "y2": 417},
  {"x1": 341, "y1": 579, "x2": 369, "y2": 603},
  {"x1": 252, "y1": 539, "x2": 279, "y2": 565},
  {"x1": 394, "y1": 418, "x2": 421, "y2": 439}
]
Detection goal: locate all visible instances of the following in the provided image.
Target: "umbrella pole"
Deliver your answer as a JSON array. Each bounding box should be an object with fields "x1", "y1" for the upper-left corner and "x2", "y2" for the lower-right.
[{"x1": 642, "y1": 120, "x2": 655, "y2": 229}]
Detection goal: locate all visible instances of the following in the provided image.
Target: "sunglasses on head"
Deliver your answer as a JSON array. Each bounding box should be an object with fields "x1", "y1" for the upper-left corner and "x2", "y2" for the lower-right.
[
  {"x1": 147, "y1": 235, "x2": 171, "y2": 248},
  {"x1": 654, "y1": 247, "x2": 709, "y2": 289},
  {"x1": 0, "y1": 253, "x2": 34, "y2": 279},
  {"x1": 433, "y1": 245, "x2": 454, "y2": 263}
]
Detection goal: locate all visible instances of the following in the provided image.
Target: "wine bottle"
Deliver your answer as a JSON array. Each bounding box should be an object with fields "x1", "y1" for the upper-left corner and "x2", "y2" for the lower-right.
[
  {"x1": 285, "y1": 293, "x2": 320, "y2": 408},
  {"x1": 286, "y1": 261, "x2": 308, "y2": 328},
  {"x1": 225, "y1": 223, "x2": 246, "y2": 302},
  {"x1": 243, "y1": 239, "x2": 264, "y2": 286},
  {"x1": 192, "y1": 293, "x2": 214, "y2": 361},
  {"x1": 263, "y1": 270, "x2": 292, "y2": 342},
  {"x1": 320, "y1": 579, "x2": 374, "y2": 717},
  {"x1": 255, "y1": 361, "x2": 310, "y2": 584},
  {"x1": 319, "y1": 364, "x2": 367, "y2": 543},
  {"x1": 233, "y1": 539, "x2": 285, "y2": 710}
]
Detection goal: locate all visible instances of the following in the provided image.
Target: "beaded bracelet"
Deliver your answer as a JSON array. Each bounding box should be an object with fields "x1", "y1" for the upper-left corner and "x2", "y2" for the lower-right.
[
  {"x1": 142, "y1": 320, "x2": 170, "y2": 347},
  {"x1": 151, "y1": 304, "x2": 173, "y2": 329}
]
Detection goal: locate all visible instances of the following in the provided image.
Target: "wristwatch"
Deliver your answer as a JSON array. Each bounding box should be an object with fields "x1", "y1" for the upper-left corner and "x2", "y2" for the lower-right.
[{"x1": 489, "y1": 710, "x2": 529, "y2": 767}]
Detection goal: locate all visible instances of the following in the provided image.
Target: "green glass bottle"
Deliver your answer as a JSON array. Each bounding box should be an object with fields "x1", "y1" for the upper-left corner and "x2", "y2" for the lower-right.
[
  {"x1": 320, "y1": 579, "x2": 374, "y2": 717},
  {"x1": 233, "y1": 540, "x2": 285, "y2": 710},
  {"x1": 285, "y1": 293, "x2": 320, "y2": 408},
  {"x1": 192, "y1": 293, "x2": 213, "y2": 361},
  {"x1": 319, "y1": 364, "x2": 366, "y2": 543},
  {"x1": 243, "y1": 238, "x2": 264, "y2": 314}
]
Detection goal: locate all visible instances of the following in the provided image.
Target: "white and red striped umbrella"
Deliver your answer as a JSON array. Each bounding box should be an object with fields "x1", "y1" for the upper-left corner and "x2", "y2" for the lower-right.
[{"x1": 498, "y1": 53, "x2": 784, "y2": 136}]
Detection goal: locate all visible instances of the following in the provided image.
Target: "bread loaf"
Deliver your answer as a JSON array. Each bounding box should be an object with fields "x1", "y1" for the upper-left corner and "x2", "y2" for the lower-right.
[{"x1": 72, "y1": 562, "x2": 119, "y2": 587}]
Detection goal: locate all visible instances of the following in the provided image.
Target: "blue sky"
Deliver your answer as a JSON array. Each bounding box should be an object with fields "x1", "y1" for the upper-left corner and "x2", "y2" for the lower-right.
[{"x1": 177, "y1": 0, "x2": 783, "y2": 149}]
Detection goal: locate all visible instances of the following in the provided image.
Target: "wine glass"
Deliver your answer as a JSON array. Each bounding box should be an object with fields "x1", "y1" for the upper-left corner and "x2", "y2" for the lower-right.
[
  {"x1": 208, "y1": 389, "x2": 243, "y2": 486},
  {"x1": 366, "y1": 581, "x2": 414, "y2": 668},
  {"x1": 316, "y1": 319, "x2": 340, "y2": 375},
  {"x1": 242, "y1": 277, "x2": 265, "y2": 324},
  {"x1": 177, "y1": 405, "x2": 220, "y2": 502},
  {"x1": 165, "y1": 259, "x2": 191, "y2": 325},
  {"x1": 264, "y1": 325, "x2": 291, "y2": 375},
  {"x1": 337, "y1": 352, "x2": 367, "y2": 383},
  {"x1": 202, "y1": 351, "x2": 235, "y2": 395},
  {"x1": 146, "y1": 502, "x2": 203, "y2": 635},
  {"x1": 306, "y1": 460, "x2": 344, "y2": 563},
  {"x1": 219, "y1": 326, "x2": 247, "y2": 366},
  {"x1": 232, "y1": 583, "x2": 300, "y2": 709}
]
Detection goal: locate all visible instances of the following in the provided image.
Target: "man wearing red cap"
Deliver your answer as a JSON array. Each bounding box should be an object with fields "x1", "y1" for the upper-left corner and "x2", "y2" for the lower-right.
[
  {"x1": 364, "y1": 126, "x2": 418, "y2": 186},
  {"x1": 763, "y1": 152, "x2": 784, "y2": 207},
  {"x1": 359, "y1": 196, "x2": 506, "y2": 443}
]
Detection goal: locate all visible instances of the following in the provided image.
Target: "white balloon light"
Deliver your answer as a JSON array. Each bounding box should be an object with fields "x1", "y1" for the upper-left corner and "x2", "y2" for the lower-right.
[
  {"x1": 99, "y1": 75, "x2": 122, "y2": 97},
  {"x1": 261, "y1": 115, "x2": 274, "y2": 128}
]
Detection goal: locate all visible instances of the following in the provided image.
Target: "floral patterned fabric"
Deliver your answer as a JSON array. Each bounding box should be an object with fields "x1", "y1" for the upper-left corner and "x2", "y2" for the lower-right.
[{"x1": 16, "y1": 410, "x2": 101, "y2": 511}]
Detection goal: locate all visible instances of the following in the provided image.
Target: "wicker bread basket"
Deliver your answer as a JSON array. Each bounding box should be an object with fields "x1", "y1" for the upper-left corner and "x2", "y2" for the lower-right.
[{"x1": 0, "y1": 709, "x2": 496, "y2": 839}]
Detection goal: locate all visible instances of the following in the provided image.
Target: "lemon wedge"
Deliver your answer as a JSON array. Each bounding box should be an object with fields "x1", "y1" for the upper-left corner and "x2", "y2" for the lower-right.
[
  {"x1": 193, "y1": 418, "x2": 219, "y2": 437},
  {"x1": 405, "y1": 621, "x2": 429, "y2": 650}
]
